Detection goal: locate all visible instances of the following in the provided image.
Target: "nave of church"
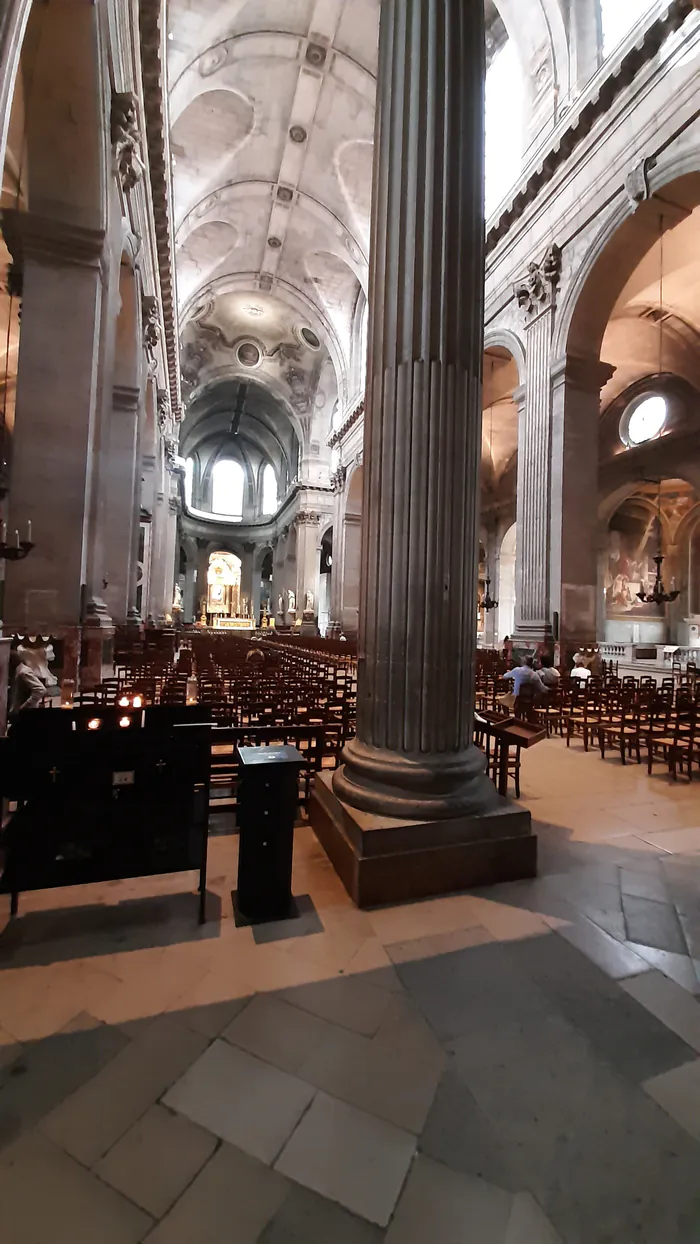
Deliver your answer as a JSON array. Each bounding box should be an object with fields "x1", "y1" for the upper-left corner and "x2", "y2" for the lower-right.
[{"x1": 2, "y1": 0, "x2": 700, "y2": 1240}]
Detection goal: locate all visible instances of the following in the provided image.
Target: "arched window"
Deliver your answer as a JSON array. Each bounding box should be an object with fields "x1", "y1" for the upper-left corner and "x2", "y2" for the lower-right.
[
  {"x1": 185, "y1": 457, "x2": 194, "y2": 508},
  {"x1": 601, "y1": 0, "x2": 655, "y2": 55},
  {"x1": 212, "y1": 459, "x2": 245, "y2": 520},
  {"x1": 485, "y1": 40, "x2": 524, "y2": 218},
  {"x1": 262, "y1": 463, "x2": 278, "y2": 516}
]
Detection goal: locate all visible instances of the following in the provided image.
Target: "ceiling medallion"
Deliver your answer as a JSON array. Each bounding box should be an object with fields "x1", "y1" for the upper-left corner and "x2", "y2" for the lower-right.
[
  {"x1": 277, "y1": 186, "x2": 294, "y2": 203},
  {"x1": 306, "y1": 43, "x2": 327, "y2": 68},
  {"x1": 267, "y1": 236, "x2": 282, "y2": 249},
  {"x1": 289, "y1": 125, "x2": 308, "y2": 144}
]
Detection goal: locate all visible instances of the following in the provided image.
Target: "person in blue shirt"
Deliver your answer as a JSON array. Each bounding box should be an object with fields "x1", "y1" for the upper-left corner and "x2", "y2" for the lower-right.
[{"x1": 498, "y1": 656, "x2": 541, "y2": 710}]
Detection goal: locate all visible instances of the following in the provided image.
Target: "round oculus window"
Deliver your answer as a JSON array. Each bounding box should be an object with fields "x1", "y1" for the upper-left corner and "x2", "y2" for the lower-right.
[
  {"x1": 621, "y1": 394, "x2": 668, "y2": 447},
  {"x1": 237, "y1": 341, "x2": 261, "y2": 368},
  {"x1": 300, "y1": 326, "x2": 321, "y2": 350}
]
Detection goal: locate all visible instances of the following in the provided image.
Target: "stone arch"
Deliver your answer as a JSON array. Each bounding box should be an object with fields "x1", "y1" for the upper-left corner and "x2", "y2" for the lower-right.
[
  {"x1": 483, "y1": 327, "x2": 526, "y2": 387},
  {"x1": 556, "y1": 163, "x2": 700, "y2": 362}
]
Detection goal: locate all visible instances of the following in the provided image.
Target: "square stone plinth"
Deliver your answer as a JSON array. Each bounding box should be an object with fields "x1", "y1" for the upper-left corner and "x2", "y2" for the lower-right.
[{"x1": 309, "y1": 772, "x2": 536, "y2": 909}]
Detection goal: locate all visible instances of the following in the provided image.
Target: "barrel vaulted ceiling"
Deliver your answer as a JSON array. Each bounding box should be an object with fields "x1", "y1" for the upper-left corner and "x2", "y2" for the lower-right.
[{"x1": 165, "y1": 0, "x2": 584, "y2": 441}]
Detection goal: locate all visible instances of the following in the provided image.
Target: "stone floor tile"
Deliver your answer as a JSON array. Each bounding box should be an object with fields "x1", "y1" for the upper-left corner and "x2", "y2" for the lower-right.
[
  {"x1": 627, "y1": 943, "x2": 700, "y2": 995},
  {"x1": 299, "y1": 1016, "x2": 444, "y2": 1134},
  {"x1": 622, "y1": 893, "x2": 688, "y2": 955},
  {"x1": 419, "y1": 1069, "x2": 521, "y2": 1193},
  {"x1": 644, "y1": 1059, "x2": 700, "y2": 1141},
  {"x1": 384, "y1": 1154, "x2": 512, "y2": 1244},
  {"x1": 0, "y1": 1026, "x2": 23, "y2": 1072},
  {"x1": 40, "y1": 1014, "x2": 209, "y2": 1165},
  {"x1": 223, "y1": 993, "x2": 338, "y2": 1076},
  {"x1": 386, "y1": 924, "x2": 493, "y2": 965},
  {"x1": 506, "y1": 933, "x2": 696, "y2": 1084},
  {"x1": 278, "y1": 974, "x2": 402, "y2": 1037},
  {"x1": 367, "y1": 894, "x2": 485, "y2": 946},
  {"x1": 163, "y1": 1038, "x2": 315, "y2": 1164},
  {"x1": 450, "y1": 1010, "x2": 700, "y2": 1244},
  {"x1": 622, "y1": 971, "x2": 700, "y2": 1054},
  {"x1": 470, "y1": 899, "x2": 550, "y2": 943},
  {"x1": 177, "y1": 995, "x2": 251, "y2": 1039},
  {"x1": 372, "y1": 992, "x2": 447, "y2": 1063},
  {"x1": 275, "y1": 1092, "x2": 415, "y2": 1228},
  {"x1": 620, "y1": 866, "x2": 670, "y2": 903},
  {"x1": 146, "y1": 1142, "x2": 289, "y2": 1244},
  {"x1": 396, "y1": 939, "x2": 553, "y2": 1042},
  {"x1": 342, "y1": 937, "x2": 405, "y2": 992},
  {"x1": 0, "y1": 1011, "x2": 129, "y2": 1151},
  {"x1": 641, "y1": 825, "x2": 700, "y2": 854},
  {"x1": 553, "y1": 913, "x2": 651, "y2": 980},
  {"x1": 257, "y1": 1184, "x2": 385, "y2": 1244},
  {"x1": 0, "y1": 1130, "x2": 152, "y2": 1244},
  {"x1": 505, "y1": 1192, "x2": 562, "y2": 1243},
  {"x1": 95, "y1": 1103, "x2": 218, "y2": 1218},
  {"x1": 0, "y1": 958, "x2": 124, "y2": 1042}
]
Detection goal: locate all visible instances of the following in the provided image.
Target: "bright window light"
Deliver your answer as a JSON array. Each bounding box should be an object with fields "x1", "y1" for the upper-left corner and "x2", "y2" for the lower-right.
[
  {"x1": 212, "y1": 459, "x2": 245, "y2": 520},
  {"x1": 261, "y1": 463, "x2": 278, "y2": 516},
  {"x1": 623, "y1": 394, "x2": 668, "y2": 446},
  {"x1": 485, "y1": 40, "x2": 524, "y2": 218},
  {"x1": 601, "y1": 0, "x2": 656, "y2": 56}
]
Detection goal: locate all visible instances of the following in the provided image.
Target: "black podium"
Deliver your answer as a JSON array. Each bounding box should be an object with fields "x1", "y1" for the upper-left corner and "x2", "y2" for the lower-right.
[{"x1": 236, "y1": 745, "x2": 304, "y2": 922}]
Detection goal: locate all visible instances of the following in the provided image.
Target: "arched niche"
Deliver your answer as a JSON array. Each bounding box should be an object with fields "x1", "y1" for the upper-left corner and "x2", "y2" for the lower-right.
[{"x1": 558, "y1": 170, "x2": 700, "y2": 364}]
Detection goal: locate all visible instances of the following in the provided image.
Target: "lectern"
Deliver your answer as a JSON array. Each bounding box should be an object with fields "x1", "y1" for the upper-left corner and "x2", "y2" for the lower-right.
[{"x1": 236, "y1": 745, "x2": 304, "y2": 922}]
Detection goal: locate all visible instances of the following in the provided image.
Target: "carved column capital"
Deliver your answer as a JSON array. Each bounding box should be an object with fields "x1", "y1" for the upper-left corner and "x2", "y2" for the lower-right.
[
  {"x1": 142, "y1": 295, "x2": 161, "y2": 357},
  {"x1": 111, "y1": 92, "x2": 145, "y2": 194},
  {"x1": 513, "y1": 243, "x2": 562, "y2": 319},
  {"x1": 295, "y1": 510, "x2": 321, "y2": 527}
]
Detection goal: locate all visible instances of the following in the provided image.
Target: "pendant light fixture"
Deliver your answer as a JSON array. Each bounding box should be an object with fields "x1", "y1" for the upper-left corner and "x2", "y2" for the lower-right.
[{"x1": 637, "y1": 480, "x2": 680, "y2": 607}]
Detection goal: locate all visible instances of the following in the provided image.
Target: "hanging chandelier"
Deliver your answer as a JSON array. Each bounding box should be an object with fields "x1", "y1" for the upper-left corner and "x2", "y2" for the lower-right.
[
  {"x1": 482, "y1": 575, "x2": 498, "y2": 611},
  {"x1": 637, "y1": 481, "x2": 679, "y2": 607}
]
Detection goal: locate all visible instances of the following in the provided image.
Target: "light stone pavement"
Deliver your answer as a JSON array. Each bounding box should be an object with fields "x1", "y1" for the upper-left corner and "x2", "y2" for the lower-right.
[{"x1": 1, "y1": 737, "x2": 700, "y2": 1242}]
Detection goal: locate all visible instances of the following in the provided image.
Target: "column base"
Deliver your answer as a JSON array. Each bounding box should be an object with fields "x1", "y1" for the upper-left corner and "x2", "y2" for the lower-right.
[
  {"x1": 511, "y1": 625, "x2": 553, "y2": 658},
  {"x1": 310, "y1": 771, "x2": 535, "y2": 908},
  {"x1": 83, "y1": 597, "x2": 113, "y2": 629},
  {"x1": 333, "y1": 737, "x2": 500, "y2": 821}
]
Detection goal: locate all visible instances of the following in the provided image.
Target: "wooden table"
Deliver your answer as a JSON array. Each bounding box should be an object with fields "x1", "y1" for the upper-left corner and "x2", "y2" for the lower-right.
[{"x1": 474, "y1": 713, "x2": 546, "y2": 796}]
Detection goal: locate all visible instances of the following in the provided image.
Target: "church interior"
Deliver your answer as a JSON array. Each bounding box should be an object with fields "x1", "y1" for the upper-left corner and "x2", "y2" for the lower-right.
[{"x1": 2, "y1": 1, "x2": 700, "y2": 1240}]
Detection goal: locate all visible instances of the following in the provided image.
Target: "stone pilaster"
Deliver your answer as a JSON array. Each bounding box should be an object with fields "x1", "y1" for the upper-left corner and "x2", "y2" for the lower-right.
[
  {"x1": 512, "y1": 244, "x2": 562, "y2": 646},
  {"x1": 333, "y1": 0, "x2": 497, "y2": 819},
  {"x1": 102, "y1": 384, "x2": 141, "y2": 624},
  {"x1": 1, "y1": 211, "x2": 106, "y2": 632},
  {"x1": 327, "y1": 467, "x2": 346, "y2": 634},
  {"x1": 295, "y1": 511, "x2": 321, "y2": 630},
  {"x1": 550, "y1": 353, "x2": 615, "y2": 659}
]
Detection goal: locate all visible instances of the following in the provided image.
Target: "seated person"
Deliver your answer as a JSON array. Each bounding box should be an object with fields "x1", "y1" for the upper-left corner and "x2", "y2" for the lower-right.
[
  {"x1": 498, "y1": 656, "x2": 541, "y2": 710},
  {"x1": 245, "y1": 646, "x2": 266, "y2": 668},
  {"x1": 570, "y1": 652, "x2": 592, "y2": 681},
  {"x1": 9, "y1": 650, "x2": 48, "y2": 719},
  {"x1": 538, "y1": 654, "x2": 560, "y2": 690}
]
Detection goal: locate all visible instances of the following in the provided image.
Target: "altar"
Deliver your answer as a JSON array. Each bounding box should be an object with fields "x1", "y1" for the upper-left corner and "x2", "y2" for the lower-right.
[{"x1": 213, "y1": 617, "x2": 256, "y2": 631}]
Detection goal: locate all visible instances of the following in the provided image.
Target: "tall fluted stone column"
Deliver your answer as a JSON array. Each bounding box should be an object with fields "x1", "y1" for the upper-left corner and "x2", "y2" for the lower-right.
[{"x1": 333, "y1": 0, "x2": 497, "y2": 820}]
